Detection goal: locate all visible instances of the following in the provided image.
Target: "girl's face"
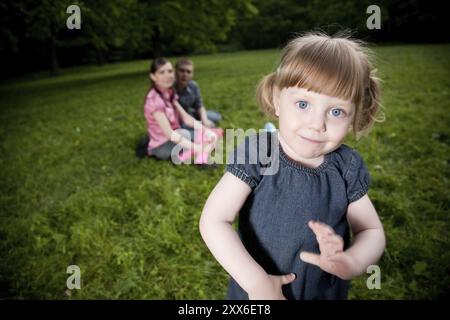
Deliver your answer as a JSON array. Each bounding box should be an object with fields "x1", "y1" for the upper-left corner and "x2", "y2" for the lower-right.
[
  {"x1": 150, "y1": 62, "x2": 175, "y2": 89},
  {"x1": 275, "y1": 87, "x2": 354, "y2": 166}
]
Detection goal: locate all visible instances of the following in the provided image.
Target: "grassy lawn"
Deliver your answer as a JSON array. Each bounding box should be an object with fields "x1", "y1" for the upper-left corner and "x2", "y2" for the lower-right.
[{"x1": 0, "y1": 44, "x2": 449, "y2": 299}]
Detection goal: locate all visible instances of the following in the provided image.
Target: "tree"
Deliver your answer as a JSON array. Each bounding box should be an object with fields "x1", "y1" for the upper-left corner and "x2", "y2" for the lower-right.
[
  {"x1": 231, "y1": 0, "x2": 311, "y2": 49},
  {"x1": 139, "y1": 0, "x2": 257, "y2": 56},
  {"x1": 20, "y1": 0, "x2": 68, "y2": 73},
  {"x1": 232, "y1": 0, "x2": 390, "y2": 49}
]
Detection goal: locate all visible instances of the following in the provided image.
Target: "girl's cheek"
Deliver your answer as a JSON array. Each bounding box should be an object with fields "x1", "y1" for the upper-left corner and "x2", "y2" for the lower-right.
[
  {"x1": 340, "y1": 124, "x2": 352, "y2": 138},
  {"x1": 328, "y1": 122, "x2": 348, "y2": 136}
]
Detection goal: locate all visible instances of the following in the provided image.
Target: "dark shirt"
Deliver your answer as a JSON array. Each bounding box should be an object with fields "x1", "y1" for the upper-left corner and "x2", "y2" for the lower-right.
[
  {"x1": 175, "y1": 80, "x2": 203, "y2": 120},
  {"x1": 225, "y1": 132, "x2": 371, "y2": 300}
]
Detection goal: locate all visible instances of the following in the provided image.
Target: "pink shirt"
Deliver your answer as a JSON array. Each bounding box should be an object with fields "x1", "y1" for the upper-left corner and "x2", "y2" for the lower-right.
[{"x1": 144, "y1": 88, "x2": 181, "y2": 151}]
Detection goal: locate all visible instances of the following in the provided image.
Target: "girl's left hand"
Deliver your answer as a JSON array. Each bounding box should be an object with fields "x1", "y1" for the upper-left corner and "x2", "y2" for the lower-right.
[
  {"x1": 204, "y1": 129, "x2": 218, "y2": 144},
  {"x1": 204, "y1": 119, "x2": 215, "y2": 128},
  {"x1": 299, "y1": 221, "x2": 357, "y2": 280}
]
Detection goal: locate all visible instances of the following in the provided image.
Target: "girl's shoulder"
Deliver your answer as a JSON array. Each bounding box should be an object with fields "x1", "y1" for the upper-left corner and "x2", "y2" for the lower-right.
[
  {"x1": 330, "y1": 144, "x2": 363, "y2": 162},
  {"x1": 147, "y1": 87, "x2": 177, "y2": 102},
  {"x1": 146, "y1": 88, "x2": 161, "y2": 100},
  {"x1": 330, "y1": 144, "x2": 356, "y2": 163},
  {"x1": 145, "y1": 88, "x2": 167, "y2": 106},
  {"x1": 144, "y1": 88, "x2": 167, "y2": 113},
  {"x1": 225, "y1": 131, "x2": 276, "y2": 189},
  {"x1": 331, "y1": 144, "x2": 371, "y2": 203},
  {"x1": 329, "y1": 144, "x2": 369, "y2": 180}
]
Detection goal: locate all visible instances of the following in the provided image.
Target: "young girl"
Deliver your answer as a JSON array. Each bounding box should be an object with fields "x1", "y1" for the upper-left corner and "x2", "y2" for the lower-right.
[
  {"x1": 199, "y1": 32, "x2": 386, "y2": 300},
  {"x1": 144, "y1": 58, "x2": 217, "y2": 162}
]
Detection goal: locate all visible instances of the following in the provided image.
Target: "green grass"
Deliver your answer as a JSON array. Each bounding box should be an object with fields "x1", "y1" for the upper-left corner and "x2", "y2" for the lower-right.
[{"x1": 0, "y1": 45, "x2": 449, "y2": 299}]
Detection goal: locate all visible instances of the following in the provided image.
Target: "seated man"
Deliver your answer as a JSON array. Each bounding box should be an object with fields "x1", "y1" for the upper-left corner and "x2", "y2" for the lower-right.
[{"x1": 174, "y1": 58, "x2": 222, "y2": 131}]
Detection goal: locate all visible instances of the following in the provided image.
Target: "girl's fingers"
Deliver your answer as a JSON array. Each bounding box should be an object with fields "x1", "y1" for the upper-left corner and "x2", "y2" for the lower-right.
[
  {"x1": 314, "y1": 221, "x2": 335, "y2": 235},
  {"x1": 320, "y1": 243, "x2": 335, "y2": 257},
  {"x1": 300, "y1": 251, "x2": 321, "y2": 267},
  {"x1": 328, "y1": 252, "x2": 350, "y2": 266},
  {"x1": 307, "y1": 221, "x2": 324, "y2": 239},
  {"x1": 319, "y1": 235, "x2": 343, "y2": 256},
  {"x1": 317, "y1": 234, "x2": 336, "y2": 246},
  {"x1": 307, "y1": 221, "x2": 343, "y2": 260},
  {"x1": 279, "y1": 273, "x2": 296, "y2": 285},
  {"x1": 308, "y1": 220, "x2": 335, "y2": 238},
  {"x1": 323, "y1": 242, "x2": 340, "y2": 256},
  {"x1": 324, "y1": 235, "x2": 343, "y2": 247}
]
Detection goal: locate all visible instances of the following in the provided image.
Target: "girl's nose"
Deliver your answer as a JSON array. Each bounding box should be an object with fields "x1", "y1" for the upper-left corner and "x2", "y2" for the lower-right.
[{"x1": 308, "y1": 112, "x2": 326, "y2": 132}]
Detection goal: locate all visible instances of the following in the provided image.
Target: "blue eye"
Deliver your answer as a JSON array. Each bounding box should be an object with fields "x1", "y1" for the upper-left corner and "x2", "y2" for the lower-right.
[
  {"x1": 296, "y1": 100, "x2": 309, "y2": 109},
  {"x1": 330, "y1": 108, "x2": 346, "y2": 117}
]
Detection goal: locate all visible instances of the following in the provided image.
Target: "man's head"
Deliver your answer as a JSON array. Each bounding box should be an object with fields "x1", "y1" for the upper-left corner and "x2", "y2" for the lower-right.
[{"x1": 175, "y1": 58, "x2": 194, "y2": 88}]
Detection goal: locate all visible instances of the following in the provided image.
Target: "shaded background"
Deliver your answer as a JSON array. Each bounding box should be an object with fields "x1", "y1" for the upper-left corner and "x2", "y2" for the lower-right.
[{"x1": 0, "y1": 0, "x2": 448, "y2": 79}]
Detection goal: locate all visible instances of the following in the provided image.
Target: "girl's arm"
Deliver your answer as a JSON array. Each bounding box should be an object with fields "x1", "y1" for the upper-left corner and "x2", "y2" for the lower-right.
[
  {"x1": 300, "y1": 194, "x2": 385, "y2": 280},
  {"x1": 199, "y1": 106, "x2": 214, "y2": 127},
  {"x1": 344, "y1": 194, "x2": 386, "y2": 275},
  {"x1": 173, "y1": 100, "x2": 204, "y2": 129},
  {"x1": 173, "y1": 100, "x2": 218, "y2": 148},
  {"x1": 153, "y1": 111, "x2": 203, "y2": 152},
  {"x1": 200, "y1": 172, "x2": 296, "y2": 299}
]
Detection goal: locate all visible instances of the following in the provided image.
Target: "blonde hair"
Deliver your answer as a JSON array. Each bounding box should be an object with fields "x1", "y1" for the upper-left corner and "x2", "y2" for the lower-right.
[{"x1": 257, "y1": 31, "x2": 383, "y2": 139}]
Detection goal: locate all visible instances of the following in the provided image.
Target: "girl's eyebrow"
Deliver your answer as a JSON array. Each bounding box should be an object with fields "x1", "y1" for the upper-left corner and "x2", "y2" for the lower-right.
[
  {"x1": 331, "y1": 101, "x2": 352, "y2": 109},
  {"x1": 329, "y1": 97, "x2": 352, "y2": 106},
  {"x1": 287, "y1": 90, "x2": 314, "y2": 100},
  {"x1": 288, "y1": 90, "x2": 351, "y2": 107}
]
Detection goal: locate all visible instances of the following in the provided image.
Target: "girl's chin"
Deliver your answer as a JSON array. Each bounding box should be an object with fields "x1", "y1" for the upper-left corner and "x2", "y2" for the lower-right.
[
  {"x1": 295, "y1": 151, "x2": 321, "y2": 160},
  {"x1": 283, "y1": 144, "x2": 321, "y2": 160},
  {"x1": 157, "y1": 85, "x2": 172, "y2": 90},
  {"x1": 294, "y1": 143, "x2": 326, "y2": 158}
]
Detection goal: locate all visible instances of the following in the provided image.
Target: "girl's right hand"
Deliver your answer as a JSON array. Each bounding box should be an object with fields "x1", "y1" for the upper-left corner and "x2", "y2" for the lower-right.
[
  {"x1": 203, "y1": 129, "x2": 218, "y2": 143},
  {"x1": 247, "y1": 273, "x2": 296, "y2": 300},
  {"x1": 193, "y1": 141, "x2": 215, "y2": 155}
]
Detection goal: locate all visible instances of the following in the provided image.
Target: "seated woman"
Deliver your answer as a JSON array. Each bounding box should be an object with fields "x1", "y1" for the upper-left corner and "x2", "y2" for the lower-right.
[{"x1": 144, "y1": 57, "x2": 217, "y2": 162}]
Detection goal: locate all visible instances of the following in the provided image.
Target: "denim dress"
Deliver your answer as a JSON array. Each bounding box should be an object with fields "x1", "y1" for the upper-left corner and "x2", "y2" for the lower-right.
[{"x1": 225, "y1": 132, "x2": 370, "y2": 300}]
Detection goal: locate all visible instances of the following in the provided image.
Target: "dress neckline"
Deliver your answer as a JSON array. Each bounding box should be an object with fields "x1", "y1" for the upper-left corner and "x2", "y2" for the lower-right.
[{"x1": 276, "y1": 135, "x2": 332, "y2": 174}]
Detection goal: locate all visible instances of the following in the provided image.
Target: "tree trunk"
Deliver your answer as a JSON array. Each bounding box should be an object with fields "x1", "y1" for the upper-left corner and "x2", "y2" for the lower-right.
[
  {"x1": 49, "y1": 35, "x2": 59, "y2": 75},
  {"x1": 95, "y1": 47, "x2": 106, "y2": 66},
  {"x1": 152, "y1": 26, "x2": 162, "y2": 57}
]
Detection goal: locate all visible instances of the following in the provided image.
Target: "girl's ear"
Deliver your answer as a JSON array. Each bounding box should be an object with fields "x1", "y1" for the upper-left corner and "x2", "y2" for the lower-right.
[
  {"x1": 149, "y1": 73, "x2": 155, "y2": 82},
  {"x1": 273, "y1": 88, "x2": 280, "y2": 117}
]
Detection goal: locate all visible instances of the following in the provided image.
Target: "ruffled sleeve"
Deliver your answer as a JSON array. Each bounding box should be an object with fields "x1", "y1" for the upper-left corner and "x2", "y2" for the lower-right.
[
  {"x1": 344, "y1": 149, "x2": 371, "y2": 203},
  {"x1": 225, "y1": 134, "x2": 264, "y2": 189},
  {"x1": 144, "y1": 90, "x2": 165, "y2": 117}
]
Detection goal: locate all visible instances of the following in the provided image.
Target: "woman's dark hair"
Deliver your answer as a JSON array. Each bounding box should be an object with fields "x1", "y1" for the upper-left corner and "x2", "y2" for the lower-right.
[
  {"x1": 150, "y1": 57, "x2": 169, "y2": 74},
  {"x1": 146, "y1": 57, "x2": 176, "y2": 107}
]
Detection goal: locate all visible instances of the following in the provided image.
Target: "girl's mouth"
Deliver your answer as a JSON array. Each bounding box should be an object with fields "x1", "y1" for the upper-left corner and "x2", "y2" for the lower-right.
[{"x1": 300, "y1": 136, "x2": 323, "y2": 144}]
